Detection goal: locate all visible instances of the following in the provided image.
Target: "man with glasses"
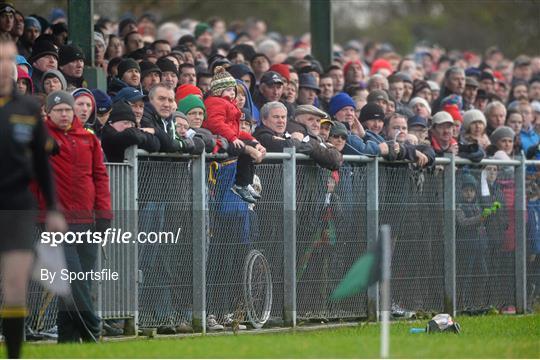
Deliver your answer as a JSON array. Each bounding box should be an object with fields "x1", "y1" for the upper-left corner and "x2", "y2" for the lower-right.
[{"x1": 43, "y1": 90, "x2": 112, "y2": 343}]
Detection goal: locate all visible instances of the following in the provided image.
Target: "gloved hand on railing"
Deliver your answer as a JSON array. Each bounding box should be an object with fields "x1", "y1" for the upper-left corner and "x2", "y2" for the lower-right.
[
  {"x1": 381, "y1": 141, "x2": 399, "y2": 161},
  {"x1": 179, "y1": 136, "x2": 205, "y2": 155},
  {"x1": 194, "y1": 133, "x2": 216, "y2": 153}
]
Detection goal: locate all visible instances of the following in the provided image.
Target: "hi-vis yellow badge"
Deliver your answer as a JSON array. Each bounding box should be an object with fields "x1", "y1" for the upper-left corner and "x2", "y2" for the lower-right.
[{"x1": 9, "y1": 114, "x2": 36, "y2": 126}]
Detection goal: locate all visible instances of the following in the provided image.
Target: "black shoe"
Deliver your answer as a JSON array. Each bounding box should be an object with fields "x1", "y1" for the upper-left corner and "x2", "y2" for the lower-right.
[
  {"x1": 103, "y1": 322, "x2": 123, "y2": 336},
  {"x1": 157, "y1": 325, "x2": 176, "y2": 334},
  {"x1": 231, "y1": 185, "x2": 257, "y2": 204}
]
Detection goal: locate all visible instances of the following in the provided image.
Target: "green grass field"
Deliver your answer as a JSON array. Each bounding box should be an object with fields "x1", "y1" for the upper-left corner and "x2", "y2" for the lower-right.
[{"x1": 14, "y1": 314, "x2": 540, "y2": 358}]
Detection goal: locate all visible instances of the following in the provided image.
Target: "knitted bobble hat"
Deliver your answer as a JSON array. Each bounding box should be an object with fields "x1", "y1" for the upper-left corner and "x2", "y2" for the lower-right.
[{"x1": 210, "y1": 66, "x2": 237, "y2": 97}]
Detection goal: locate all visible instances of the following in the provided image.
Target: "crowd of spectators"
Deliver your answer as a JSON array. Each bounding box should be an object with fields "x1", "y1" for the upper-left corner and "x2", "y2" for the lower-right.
[{"x1": 1, "y1": 1, "x2": 540, "y2": 339}]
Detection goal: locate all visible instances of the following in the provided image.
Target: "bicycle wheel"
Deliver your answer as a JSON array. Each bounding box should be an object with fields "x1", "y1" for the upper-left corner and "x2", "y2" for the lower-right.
[{"x1": 243, "y1": 249, "x2": 272, "y2": 329}]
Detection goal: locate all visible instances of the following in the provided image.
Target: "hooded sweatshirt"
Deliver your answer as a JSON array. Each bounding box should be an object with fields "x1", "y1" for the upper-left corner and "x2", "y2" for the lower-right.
[
  {"x1": 236, "y1": 79, "x2": 260, "y2": 124},
  {"x1": 228, "y1": 64, "x2": 256, "y2": 94},
  {"x1": 16, "y1": 68, "x2": 33, "y2": 95},
  {"x1": 71, "y1": 88, "x2": 99, "y2": 136},
  {"x1": 41, "y1": 69, "x2": 67, "y2": 93}
]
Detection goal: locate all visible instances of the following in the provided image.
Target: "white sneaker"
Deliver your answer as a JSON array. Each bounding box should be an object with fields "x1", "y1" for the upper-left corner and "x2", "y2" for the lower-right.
[
  {"x1": 206, "y1": 315, "x2": 224, "y2": 331},
  {"x1": 247, "y1": 184, "x2": 261, "y2": 199},
  {"x1": 223, "y1": 313, "x2": 234, "y2": 326}
]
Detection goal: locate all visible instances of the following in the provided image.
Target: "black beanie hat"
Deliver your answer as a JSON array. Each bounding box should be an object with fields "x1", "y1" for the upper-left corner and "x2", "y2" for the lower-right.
[
  {"x1": 359, "y1": 102, "x2": 385, "y2": 123},
  {"x1": 29, "y1": 40, "x2": 58, "y2": 63},
  {"x1": 139, "y1": 61, "x2": 162, "y2": 79},
  {"x1": 117, "y1": 58, "x2": 140, "y2": 80},
  {"x1": 109, "y1": 100, "x2": 136, "y2": 124},
  {"x1": 58, "y1": 44, "x2": 85, "y2": 66},
  {"x1": 156, "y1": 58, "x2": 178, "y2": 77}
]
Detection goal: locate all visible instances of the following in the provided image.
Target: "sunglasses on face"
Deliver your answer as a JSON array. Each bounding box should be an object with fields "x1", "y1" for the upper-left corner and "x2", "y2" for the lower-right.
[{"x1": 331, "y1": 134, "x2": 347, "y2": 140}]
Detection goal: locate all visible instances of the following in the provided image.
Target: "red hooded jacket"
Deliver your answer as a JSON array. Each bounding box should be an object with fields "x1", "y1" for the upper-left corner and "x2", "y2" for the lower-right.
[
  {"x1": 203, "y1": 95, "x2": 255, "y2": 143},
  {"x1": 17, "y1": 68, "x2": 33, "y2": 95},
  {"x1": 34, "y1": 116, "x2": 112, "y2": 223}
]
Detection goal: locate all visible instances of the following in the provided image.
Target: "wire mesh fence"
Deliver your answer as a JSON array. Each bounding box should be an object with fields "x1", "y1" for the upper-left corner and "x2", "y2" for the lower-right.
[
  {"x1": 18, "y1": 152, "x2": 538, "y2": 336},
  {"x1": 137, "y1": 157, "x2": 193, "y2": 329},
  {"x1": 455, "y1": 165, "x2": 517, "y2": 312},
  {"x1": 296, "y1": 162, "x2": 368, "y2": 320},
  {"x1": 206, "y1": 159, "x2": 284, "y2": 327},
  {"x1": 525, "y1": 164, "x2": 540, "y2": 311},
  {"x1": 379, "y1": 164, "x2": 445, "y2": 314}
]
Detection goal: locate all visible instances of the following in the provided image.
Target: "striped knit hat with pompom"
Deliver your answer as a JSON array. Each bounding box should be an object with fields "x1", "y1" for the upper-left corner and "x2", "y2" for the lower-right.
[{"x1": 210, "y1": 66, "x2": 237, "y2": 97}]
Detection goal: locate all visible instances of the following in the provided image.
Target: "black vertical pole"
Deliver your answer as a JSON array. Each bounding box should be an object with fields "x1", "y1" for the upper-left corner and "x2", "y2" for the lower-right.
[{"x1": 310, "y1": 0, "x2": 333, "y2": 71}]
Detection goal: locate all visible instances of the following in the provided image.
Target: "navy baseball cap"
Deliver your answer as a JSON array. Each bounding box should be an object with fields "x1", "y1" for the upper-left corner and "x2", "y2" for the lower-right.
[
  {"x1": 407, "y1": 115, "x2": 428, "y2": 128},
  {"x1": 113, "y1": 87, "x2": 145, "y2": 103},
  {"x1": 90, "y1": 89, "x2": 112, "y2": 114}
]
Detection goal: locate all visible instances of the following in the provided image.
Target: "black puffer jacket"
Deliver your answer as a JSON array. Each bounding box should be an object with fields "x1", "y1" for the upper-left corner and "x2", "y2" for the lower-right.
[{"x1": 101, "y1": 124, "x2": 160, "y2": 162}]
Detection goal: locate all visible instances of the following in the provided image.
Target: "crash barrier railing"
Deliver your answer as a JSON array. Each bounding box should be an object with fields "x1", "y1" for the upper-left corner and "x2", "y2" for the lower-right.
[{"x1": 24, "y1": 146, "x2": 539, "y2": 336}]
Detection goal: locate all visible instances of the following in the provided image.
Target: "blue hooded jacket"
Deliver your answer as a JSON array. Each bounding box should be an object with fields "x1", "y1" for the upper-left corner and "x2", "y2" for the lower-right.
[
  {"x1": 236, "y1": 79, "x2": 260, "y2": 124},
  {"x1": 229, "y1": 64, "x2": 256, "y2": 94}
]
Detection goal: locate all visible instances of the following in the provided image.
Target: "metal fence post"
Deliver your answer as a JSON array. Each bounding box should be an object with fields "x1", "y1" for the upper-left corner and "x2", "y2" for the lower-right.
[
  {"x1": 125, "y1": 146, "x2": 138, "y2": 335},
  {"x1": 515, "y1": 154, "x2": 527, "y2": 313},
  {"x1": 283, "y1": 148, "x2": 297, "y2": 327},
  {"x1": 443, "y1": 153, "x2": 456, "y2": 316},
  {"x1": 192, "y1": 152, "x2": 207, "y2": 333},
  {"x1": 366, "y1": 157, "x2": 379, "y2": 321}
]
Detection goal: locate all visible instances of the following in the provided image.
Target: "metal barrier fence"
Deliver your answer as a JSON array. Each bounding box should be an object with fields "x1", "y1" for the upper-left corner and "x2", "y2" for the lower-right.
[{"x1": 23, "y1": 147, "x2": 539, "y2": 336}]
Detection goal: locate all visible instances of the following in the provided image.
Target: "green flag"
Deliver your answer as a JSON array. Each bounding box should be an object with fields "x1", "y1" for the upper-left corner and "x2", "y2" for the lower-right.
[{"x1": 330, "y1": 242, "x2": 381, "y2": 301}]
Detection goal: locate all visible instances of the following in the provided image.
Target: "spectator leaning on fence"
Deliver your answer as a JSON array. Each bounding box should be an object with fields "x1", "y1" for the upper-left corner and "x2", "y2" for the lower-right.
[
  {"x1": 141, "y1": 83, "x2": 202, "y2": 154},
  {"x1": 113, "y1": 86, "x2": 145, "y2": 125},
  {"x1": 177, "y1": 94, "x2": 224, "y2": 154},
  {"x1": 101, "y1": 100, "x2": 160, "y2": 162},
  {"x1": 252, "y1": 101, "x2": 340, "y2": 170},
  {"x1": 289, "y1": 104, "x2": 343, "y2": 170},
  {"x1": 383, "y1": 112, "x2": 435, "y2": 167}
]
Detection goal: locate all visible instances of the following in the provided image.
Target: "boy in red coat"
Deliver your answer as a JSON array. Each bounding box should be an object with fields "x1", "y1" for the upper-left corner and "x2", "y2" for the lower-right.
[{"x1": 204, "y1": 66, "x2": 266, "y2": 203}]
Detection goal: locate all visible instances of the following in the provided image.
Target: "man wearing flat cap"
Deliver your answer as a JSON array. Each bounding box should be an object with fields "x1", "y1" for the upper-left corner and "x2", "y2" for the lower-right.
[
  {"x1": 253, "y1": 102, "x2": 342, "y2": 171},
  {"x1": 290, "y1": 104, "x2": 343, "y2": 169}
]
